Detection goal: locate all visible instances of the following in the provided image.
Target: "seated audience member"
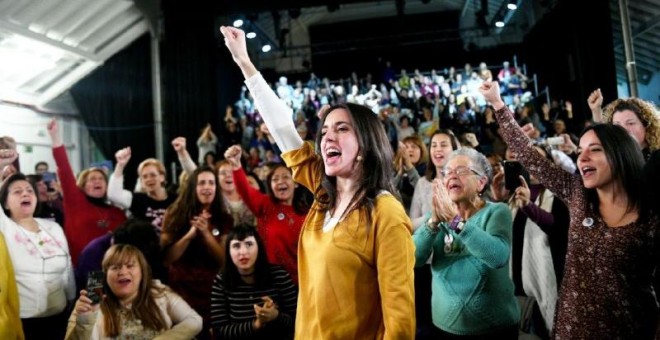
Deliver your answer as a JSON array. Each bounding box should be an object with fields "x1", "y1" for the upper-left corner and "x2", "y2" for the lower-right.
[
  {"x1": 210, "y1": 225, "x2": 297, "y2": 339},
  {"x1": 66, "y1": 244, "x2": 202, "y2": 339},
  {"x1": 76, "y1": 218, "x2": 165, "y2": 290}
]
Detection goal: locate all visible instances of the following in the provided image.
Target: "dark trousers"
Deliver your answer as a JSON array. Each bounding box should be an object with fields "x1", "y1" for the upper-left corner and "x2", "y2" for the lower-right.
[
  {"x1": 414, "y1": 264, "x2": 434, "y2": 340},
  {"x1": 22, "y1": 309, "x2": 69, "y2": 340}
]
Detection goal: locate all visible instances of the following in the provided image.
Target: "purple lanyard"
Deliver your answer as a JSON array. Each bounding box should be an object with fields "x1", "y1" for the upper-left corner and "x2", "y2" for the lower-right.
[{"x1": 448, "y1": 215, "x2": 463, "y2": 232}]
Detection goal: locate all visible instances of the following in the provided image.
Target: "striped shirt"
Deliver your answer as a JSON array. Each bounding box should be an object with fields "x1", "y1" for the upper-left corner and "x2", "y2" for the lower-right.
[{"x1": 210, "y1": 265, "x2": 297, "y2": 339}]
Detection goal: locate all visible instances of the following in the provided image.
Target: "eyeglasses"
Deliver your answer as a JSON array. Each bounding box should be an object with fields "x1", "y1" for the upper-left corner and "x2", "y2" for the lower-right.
[{"x1": 440, "y1": 166, "x2": 483, "y2": 178}]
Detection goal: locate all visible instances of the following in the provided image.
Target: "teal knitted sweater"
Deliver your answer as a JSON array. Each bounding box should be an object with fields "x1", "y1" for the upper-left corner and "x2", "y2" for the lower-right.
[{"x1": 413, "y1": 201, "x2": 520, "y2": 335}]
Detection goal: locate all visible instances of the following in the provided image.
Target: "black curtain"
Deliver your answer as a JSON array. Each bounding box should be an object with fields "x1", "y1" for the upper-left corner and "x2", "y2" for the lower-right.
[
  {"x1": 70, "y1": 34, "x2": 154, "y2": 189},
  {"x1": 523, "y1": 0, "x2": 616, "y2": 123},
  {"x1": 161, "y1": 2, "x2": 222, "y2": 169}
]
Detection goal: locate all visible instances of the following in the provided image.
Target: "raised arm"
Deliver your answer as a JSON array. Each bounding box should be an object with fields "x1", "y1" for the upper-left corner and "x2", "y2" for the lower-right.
[
  {"x1": 220, "y1": 26, "x2": 302, "y2": 152},
  {"x1": 48, "y1": 119, "x2": 84, "y2": 205},
  {"x1": 172, "y1": 137, "x2": 197, "y2": 174},
  {"x1": 224, "y1": 145, "x2": 268, "y2": 214},
  {"x1": 479, "y1": 81, "x2": 579, "y2": 203},
  {"x1": 108, "y1": 147, "x2": 133, "y2": 209},
  {"x1": 587, "y1": 88, "x2": 604, "y2": 123}
]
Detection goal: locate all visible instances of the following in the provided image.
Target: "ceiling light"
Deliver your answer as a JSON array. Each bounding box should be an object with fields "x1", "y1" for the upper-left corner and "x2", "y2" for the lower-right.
[
  {"x1": 495, "y1": 21, "x2": 505, "y2": 27},
  {"x1": 233, "y1": 19, "x2": 244, "y2": 28},
  {"x1": 246, "y1": 32, "x2": 256, "y2": 39},
  {"x1": 261, "y1": 44, "x2": 271, "y2": 53},
  {"x1": 507, "y1": 3, "x2": 517, "y2": 10}
]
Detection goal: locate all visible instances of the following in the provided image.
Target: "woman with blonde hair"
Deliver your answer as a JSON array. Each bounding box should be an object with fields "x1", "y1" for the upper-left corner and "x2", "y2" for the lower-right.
[
  {"x1": 108, "y1": 147, "x2": 176, "y2": 234},
  {"x1": 66, "y1": 244, "x2": 202, "y2": 339}
]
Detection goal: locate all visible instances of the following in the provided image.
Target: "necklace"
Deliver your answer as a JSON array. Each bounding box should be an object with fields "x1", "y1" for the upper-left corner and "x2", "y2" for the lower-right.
[{"x1": 93, "y1": 205, "x2": 110, "y2": 229}]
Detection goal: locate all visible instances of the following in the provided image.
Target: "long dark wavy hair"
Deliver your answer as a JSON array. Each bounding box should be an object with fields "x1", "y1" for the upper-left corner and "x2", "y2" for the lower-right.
[
  {"x1": 424, "y1": 129, "x2": 460, "y2": 181},
  {"x1": 162, "y1": 166, "x2": 229, "y2": 239},
  {"x1": 581, "y1": 124, "x2": 646, "y2": 220},
  {"x1": 222, "y1": 224, "x2": 272, "y2": 290},
  {"x1": 313, "y1": 103, "x2": 398, "y2": 227}
]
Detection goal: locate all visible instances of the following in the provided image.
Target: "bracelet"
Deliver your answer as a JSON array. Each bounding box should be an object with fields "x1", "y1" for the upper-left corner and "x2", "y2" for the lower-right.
[{"x1": 425, "y1": 217, "x2": 441, "y2": 233}]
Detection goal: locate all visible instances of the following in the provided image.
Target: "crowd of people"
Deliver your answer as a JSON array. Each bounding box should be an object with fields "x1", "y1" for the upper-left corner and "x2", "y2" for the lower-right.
[{"x1": 0, "y1": 24, "x2": 658, "y2": 340}]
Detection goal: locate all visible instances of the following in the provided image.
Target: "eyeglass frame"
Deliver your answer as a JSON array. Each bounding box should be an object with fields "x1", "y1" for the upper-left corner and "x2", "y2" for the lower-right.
[{"x1": 440, "y1": 166, "x2": 484, "y2": 178}]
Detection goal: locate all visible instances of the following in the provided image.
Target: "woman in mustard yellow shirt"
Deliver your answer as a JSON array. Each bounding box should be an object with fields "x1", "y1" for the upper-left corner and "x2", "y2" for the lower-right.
[
  {"x1": 0, "y1": 231, "x2": 24, "y2": 340},
  {"x1": 220, "y1": 26, "x2": 416, "y2": 339}
]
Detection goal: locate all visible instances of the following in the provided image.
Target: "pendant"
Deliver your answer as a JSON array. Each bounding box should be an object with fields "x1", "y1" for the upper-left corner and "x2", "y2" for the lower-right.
[
  {"x1": 582, "y1": 217, "x2": 594, "y2": 228},
  {"x1": 211, "y1": 228, "x2": 220, "y2": 236},
  {"x1": 444, "y1": 233, "x2": 454, "y2": 254},
  {"x1": 97, "y1": 220, "x2": 109, "y2": 228},
  {"x1": 277, "y1": 213, "x2": 285, "y2": 221}
]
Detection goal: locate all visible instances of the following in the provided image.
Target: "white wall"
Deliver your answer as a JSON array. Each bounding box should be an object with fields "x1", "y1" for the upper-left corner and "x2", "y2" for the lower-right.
[{"x1": 0, "y1": 104, "x2": 86, "y2": 175}]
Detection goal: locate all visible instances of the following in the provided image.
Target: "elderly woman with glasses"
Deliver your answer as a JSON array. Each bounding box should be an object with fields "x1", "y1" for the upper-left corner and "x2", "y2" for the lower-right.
[{"x1": 413, "y1": 148, "x2": 519, "y2": 339}]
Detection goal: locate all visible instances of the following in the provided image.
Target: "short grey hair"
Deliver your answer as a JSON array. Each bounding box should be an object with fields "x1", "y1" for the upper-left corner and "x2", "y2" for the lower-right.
[{"x1": 446, "y1": 148, "x2": 493, "y2": 185}]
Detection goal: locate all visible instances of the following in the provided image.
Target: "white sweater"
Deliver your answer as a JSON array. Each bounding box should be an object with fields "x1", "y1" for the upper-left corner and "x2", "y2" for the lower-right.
[{"x1": 0, "y1": 209, "x2": 75, "y2": 318}]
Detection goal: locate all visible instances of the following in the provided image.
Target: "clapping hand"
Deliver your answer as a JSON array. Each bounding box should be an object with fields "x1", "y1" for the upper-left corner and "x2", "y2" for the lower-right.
[
  {"x1": 432, "y1": 178, "x2": 458, "y2": 223},
  {"x1": 253, "y1": 296, "x2": 279, "y2": 329}
]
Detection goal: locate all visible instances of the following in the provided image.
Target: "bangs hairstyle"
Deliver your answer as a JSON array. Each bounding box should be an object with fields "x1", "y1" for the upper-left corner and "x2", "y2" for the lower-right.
[
  {"x1": 400, "y1": 135, "x2": 429, "y2": 165},
  {"x1": 425, "y1": 129, "x2": 460, "y2": 181},
  {"x1": 222, "y1": 224, "x2": 272, "y2": 290},
  {"x1": 0, "y1": 173, "x2": 38, "y2": 217},
  {"x1": 581, "y1": 124, "x2": 646, "y2": 219},
  {"x1": 265, "y1": 163, "x2": 310, "y2": 215},
  {"x1": 602, "y1": 97, "x2": 660, "y2": 151},
  {"x1": 76, "y1": 167, "x2": 108, "y2": 190},
  {"x1": 138, "y1": 158, "x2": 166, "y2": 177},
  {"x1": 313, "y1": 103, "x2": 398, "y2": 226},
  {"x1": 100, "y1": 244, "x2": 166, "y2": 337}
]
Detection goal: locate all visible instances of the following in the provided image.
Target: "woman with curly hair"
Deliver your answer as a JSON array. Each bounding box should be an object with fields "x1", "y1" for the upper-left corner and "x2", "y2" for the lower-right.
[{"x1": 588, "y1": 89, "x2": 660, "y2": 159}]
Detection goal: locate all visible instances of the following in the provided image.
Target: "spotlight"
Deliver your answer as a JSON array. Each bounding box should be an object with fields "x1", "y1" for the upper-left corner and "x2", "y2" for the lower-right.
[
  {"x1": 507, "y1": 2, "x2": 517, "y2": 10},
  {"x1": 262, "y1": 44, "x2": 272, "y2": 52},
  {"x1": 233, "y1": 19, "x2": 243, "y2": 27},
  {"x1": 246, "y1": 32, "x2": 256, "y2": 39},
  {"x1": 495, "y1": 21, "x2": 505, "y2": 27}
]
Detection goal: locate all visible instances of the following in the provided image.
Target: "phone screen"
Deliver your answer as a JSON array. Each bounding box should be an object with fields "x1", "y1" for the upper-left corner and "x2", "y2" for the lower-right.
[
  {"x1": 504, "y1": 160, "x2": 530, "y2": 191},
  {"x1": 86, "y1": 271, "x2": 104, "y2": 304}
]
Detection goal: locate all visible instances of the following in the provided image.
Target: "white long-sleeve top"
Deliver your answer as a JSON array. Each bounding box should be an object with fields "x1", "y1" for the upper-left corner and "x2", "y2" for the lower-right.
[
  {"x1": 107, "y1": 174, "x2": 132, "y2": 209},
  {"x1": 66, "y1": 281, "x2": 203, "y2": 340},
  {"x1": 244, "y1": 73, "x2": 303, "y2": 152},
  {"x1": 0, "y1": 208, "x2": 75, "y2": 318}
]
